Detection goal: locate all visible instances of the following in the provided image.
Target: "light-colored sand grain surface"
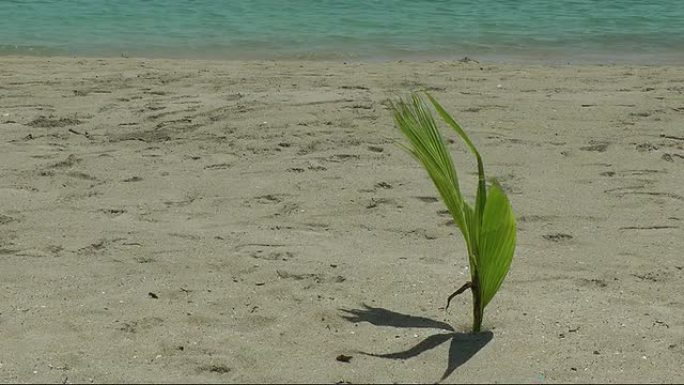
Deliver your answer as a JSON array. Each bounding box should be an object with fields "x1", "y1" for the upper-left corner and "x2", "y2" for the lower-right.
[{"x1": 0, "y1": 57, "x2": 682, "y2": 383}]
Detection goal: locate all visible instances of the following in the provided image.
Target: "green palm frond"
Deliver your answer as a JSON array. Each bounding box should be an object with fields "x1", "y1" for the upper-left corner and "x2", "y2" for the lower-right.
[
  {"x1": 390, "y1": 95, "x2": 470, "y2": 243},
  {"x1": 478, "y1": 180, "x2": 516, "y2": 309},
  {"x1": 391, "y1": 93, "x2": 516, "y2": 333}
]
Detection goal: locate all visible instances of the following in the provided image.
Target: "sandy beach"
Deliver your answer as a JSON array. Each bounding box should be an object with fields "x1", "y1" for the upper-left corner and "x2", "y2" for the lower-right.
[{"x1": 0, "y1": 57, "x2": 682, "y2": 383}]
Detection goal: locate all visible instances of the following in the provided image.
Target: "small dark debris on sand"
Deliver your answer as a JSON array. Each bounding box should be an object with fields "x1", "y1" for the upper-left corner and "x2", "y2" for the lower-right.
[{"x1": 336, "y1": 354, "x2": 353, "y2": 363}]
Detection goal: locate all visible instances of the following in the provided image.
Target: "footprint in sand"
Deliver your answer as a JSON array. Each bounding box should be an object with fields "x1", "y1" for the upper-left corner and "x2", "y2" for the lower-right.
[
  {"x1": 580, "y1": 141, "x2": 609, "y2": 152},
  {"x1": 327, "y1": 153, "x2": 360, "y2": 163},
  {"x1": 274, "y1": 202, "x2": 299, "y2": 216},
  {"x1": 307, "y1": 160, "x2": 327, "y2": 171},
  {"x1": 414, "y1": 196, "x2": 439, "y2": 203},
  {"x1": 631, "y1": 270, "x2": 674, "y2": 283},
  {"x1": 49, "y1": 154, "x2": 82, "y2": 168},
  {"x1": 0, "y1": 214, "x2": 17, "y2": 225},
  {"x1": 99, "y1": 208, "x2": 126, "y2": 217},
  {"x1": 27, "y1": 115, "x2": 82, "y2": 128},
  {"x1": 254, "y1": 194, "x2": 284, "y2": 204},
  {"x1": 635, "y1": 143, "x2": 659, "y2": 152},
  {"x1": 249, "y1": 250, "x2": 295, "y2": 261},
  {"x1": 366, "y1": 197, "x2": 397, "y2": 209},
  {"x1": 203, "y1": 162, "x2": 232, "y2": 170},
  {"x1": 577, "y1": 278, "x2": 609, "y2": 288},
  {"x1": 197, "y1": 365, "x2": 232, "y2": 375},
  {"x1": 661, "y1": 153, "x2": 684, "y2": 162},
  {"x1": 118, "y1": 317, "x2": 164, "y2": 334},
  {"x1": 543, "y1": 233, "x2": 573, "y2": 242}
]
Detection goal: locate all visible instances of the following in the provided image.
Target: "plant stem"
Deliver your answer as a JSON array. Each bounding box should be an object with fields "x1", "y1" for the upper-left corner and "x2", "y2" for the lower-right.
[{"x1": 471, "y1": 277, "x2": 483, "y2": 333}]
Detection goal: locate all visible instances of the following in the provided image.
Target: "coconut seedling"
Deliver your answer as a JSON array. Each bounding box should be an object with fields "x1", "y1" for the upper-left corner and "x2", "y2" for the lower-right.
[{"x1": 390, "y1": 93, "x2": 516, "y2": 333}]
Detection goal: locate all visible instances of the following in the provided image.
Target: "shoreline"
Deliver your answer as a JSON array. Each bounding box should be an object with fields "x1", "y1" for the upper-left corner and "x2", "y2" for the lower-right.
[
  {"x1": 1, "y1": 56, "x2": 682, "y2": 383},
  {"x1": 2, "y1": 54, "x2": 684, "y2": 70},
  {"x1": 3, "y1": 45, "x2": 684, "y2": 65}
]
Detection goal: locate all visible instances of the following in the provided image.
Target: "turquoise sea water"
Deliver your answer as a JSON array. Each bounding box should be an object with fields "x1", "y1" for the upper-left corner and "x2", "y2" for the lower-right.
[{"x1": 1, "y1": 0, "x2": 683, "y2": 63}]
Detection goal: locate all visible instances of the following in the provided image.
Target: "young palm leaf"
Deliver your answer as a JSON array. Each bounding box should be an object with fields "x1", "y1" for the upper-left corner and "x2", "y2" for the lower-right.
[{"x1": 390, "y1": 93, "x2": 516, "y2": 333}]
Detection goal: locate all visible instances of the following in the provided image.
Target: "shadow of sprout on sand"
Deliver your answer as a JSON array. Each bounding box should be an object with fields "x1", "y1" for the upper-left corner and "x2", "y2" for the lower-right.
[{"x1": 340, "y1": 304, "x2": 493, "y2": 382}]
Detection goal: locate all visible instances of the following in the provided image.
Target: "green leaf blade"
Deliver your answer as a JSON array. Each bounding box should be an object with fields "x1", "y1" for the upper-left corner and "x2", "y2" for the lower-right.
[
  {"x1": 476, "y1": 181, "x2": 516, "y2": 310},
  {"x1": 426, "y1": 93, "x2": 488, "y2": 226},
  {"x1": 390, "y1": 96, "x2": 470, "y2": 241}
]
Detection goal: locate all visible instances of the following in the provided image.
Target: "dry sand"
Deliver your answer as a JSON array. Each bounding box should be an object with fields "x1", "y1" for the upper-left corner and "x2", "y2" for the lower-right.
[{"x1": 0, "y1": 57, "x2": 682, "y2": 383}]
